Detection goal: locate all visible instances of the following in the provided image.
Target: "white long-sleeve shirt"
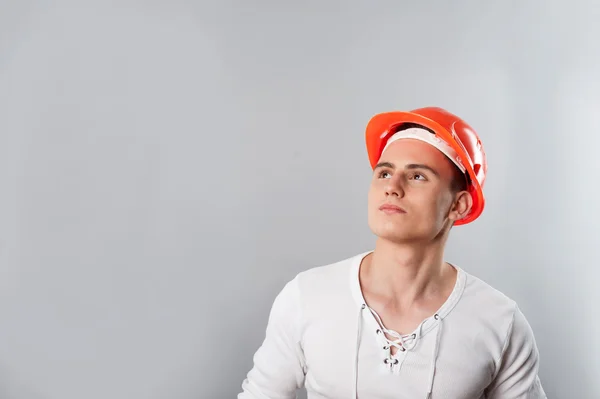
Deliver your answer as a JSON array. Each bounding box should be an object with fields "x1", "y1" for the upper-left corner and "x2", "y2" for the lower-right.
[{"x1": 239, "y1": 252, "x2": 546, "y2": 398}]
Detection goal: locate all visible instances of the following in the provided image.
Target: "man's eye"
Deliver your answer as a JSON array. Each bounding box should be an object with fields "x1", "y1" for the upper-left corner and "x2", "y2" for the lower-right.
[
  {"x1": 379, "y1": 171, "x2": 391, "y2": 179},
  {"x1": 411, "y1": 173, "x2": 426, "y2": 181}
]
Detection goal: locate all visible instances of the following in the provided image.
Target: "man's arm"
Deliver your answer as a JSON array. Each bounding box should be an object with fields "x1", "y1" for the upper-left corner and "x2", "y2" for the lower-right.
[
  {"x1": 485, "y1": 306, "x2": 546, "y2": 398},
  {"x1": 238, "y1": 277, "x2": 306, "y2": 398}
]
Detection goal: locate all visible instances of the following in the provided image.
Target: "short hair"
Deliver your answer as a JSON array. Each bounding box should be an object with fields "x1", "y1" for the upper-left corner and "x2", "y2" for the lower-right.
[{"x1": 392, "y1": 123, "x2": 468, "y2": 193}]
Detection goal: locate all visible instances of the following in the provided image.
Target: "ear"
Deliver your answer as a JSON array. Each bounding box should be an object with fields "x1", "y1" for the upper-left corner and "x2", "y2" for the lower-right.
[{"x1": 448, "y1": 191, "x2": 473, "y2": 223}]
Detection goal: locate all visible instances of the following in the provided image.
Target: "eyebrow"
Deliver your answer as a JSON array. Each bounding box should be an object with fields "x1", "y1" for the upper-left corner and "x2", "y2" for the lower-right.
[
  {"x1": 375, "y1": 162, "x2": 440, "y2": 177},
  {"x1": 374, "y1": 161, "x2": 394, "y2": 170}
]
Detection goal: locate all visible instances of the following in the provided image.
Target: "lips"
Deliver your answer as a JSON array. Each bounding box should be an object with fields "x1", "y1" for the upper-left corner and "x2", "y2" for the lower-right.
[{"x1": 379, "y1": 203, "x2": 406, "y2": 213}]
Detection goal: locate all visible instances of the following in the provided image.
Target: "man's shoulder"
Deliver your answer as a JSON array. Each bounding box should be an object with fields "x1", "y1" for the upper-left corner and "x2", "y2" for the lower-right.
[
  {"x1": 463, "y1": 270, "x2": 517, "y2": 305},
  {"x1": 297, "y1": 252, "x2": 363, "y2": 279},
  {"x1": 457, "y1": 269, "x2": 542, "y2": 392},
  {"x1": 457, "y1": 268, "x2": 521, "y2": 329},
  {"x1": 289, "y1": 251, "x2": 367, "y2": 303}
]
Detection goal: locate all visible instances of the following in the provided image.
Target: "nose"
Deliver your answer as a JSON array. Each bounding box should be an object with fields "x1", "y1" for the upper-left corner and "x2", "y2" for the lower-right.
[{"x1": 385, "y1": 175, "x2": 405, "y2": 198}]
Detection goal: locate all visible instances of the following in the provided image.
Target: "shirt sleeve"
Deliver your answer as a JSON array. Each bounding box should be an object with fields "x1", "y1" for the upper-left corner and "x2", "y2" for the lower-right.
[
  {"x1": 238, "y1": 277, "x2": 307, "y2": 399},
  {"x1": 485, "y1": 306, "x2": 547, "y2": 398}
]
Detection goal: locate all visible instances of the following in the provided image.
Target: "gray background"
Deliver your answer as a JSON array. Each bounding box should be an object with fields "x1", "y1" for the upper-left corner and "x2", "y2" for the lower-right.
[{"x1": 0, "y1": 1, "x2": 598, "y2": 398}]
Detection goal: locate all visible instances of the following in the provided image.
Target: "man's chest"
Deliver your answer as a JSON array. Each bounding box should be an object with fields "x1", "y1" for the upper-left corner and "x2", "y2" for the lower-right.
[{"x1": 301, "y1": 316, "x2": 495, "y2": 398}]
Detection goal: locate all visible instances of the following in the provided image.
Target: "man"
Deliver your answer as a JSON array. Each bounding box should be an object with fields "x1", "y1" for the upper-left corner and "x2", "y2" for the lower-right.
[{"x1": 239, "y1": 107, "x2": 546, "y2": 398}]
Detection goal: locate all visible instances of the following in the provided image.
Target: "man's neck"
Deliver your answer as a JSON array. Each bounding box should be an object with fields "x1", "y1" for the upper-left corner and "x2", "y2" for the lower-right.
[{"x1": 360, "y1": 237, "x2": 457, "y2": 312}]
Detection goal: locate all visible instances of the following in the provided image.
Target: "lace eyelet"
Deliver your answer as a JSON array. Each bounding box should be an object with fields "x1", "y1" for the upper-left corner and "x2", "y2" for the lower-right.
[
  {"x1": 383, "y1": 346, "x2": 389, "y2": 350},
  {"x1": 376, "y1": 329, "x2": 382, "y2": 334},
  {"x1": 434, "y1": 314, "x2": 440, "y2": 320},
  {"x1": 411, "y1": 333, "x2": 416, "y2": 339}
]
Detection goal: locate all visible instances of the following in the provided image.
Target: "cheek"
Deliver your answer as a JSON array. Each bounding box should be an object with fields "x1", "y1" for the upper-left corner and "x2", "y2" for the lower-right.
[
  {"x1": 432, "y1": 191, "x2": 455, "y2": 219},
  {"x1": 367, "y1": 193, "x2": 380, "y2": 220},
  {"x1": 411, "y1": 189, "x2": 448, "y2": 219},
  {"x1": 367, "y1": 181, "x2": 382, "y2": 203},
  {"x1": 367, "y1": 184, "x2": 386, "y2": 221}
]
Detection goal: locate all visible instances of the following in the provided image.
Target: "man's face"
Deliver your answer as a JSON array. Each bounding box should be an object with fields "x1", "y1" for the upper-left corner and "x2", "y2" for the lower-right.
[{"x1": 367, "y1": 139, "x2": 466, "y2": 243}]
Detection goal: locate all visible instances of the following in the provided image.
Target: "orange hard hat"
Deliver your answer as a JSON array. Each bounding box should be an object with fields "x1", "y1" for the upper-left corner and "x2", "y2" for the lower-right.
[{"x1": 365, "y1": 107, "x2": 487, "y2": 225}]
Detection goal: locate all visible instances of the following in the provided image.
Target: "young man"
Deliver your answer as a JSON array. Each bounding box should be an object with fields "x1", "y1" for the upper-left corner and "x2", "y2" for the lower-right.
[{"x1": 239, "y1": 107, "x2": 546, "y2": 398}]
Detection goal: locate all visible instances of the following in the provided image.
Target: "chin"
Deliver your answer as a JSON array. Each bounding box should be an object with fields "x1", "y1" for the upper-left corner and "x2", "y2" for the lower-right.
[
  {"x1": 368, "y1": 215, "x2": 437, "y2": 243},
  {"x1": 369, "y1": 220, "x2": 417, "y2": 242}
]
